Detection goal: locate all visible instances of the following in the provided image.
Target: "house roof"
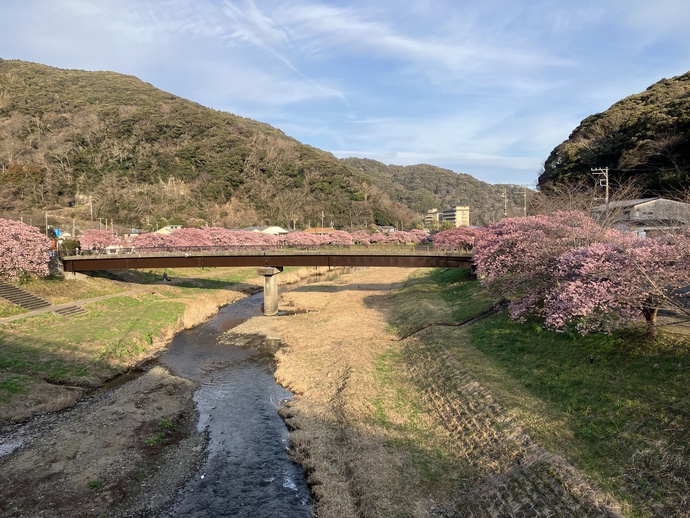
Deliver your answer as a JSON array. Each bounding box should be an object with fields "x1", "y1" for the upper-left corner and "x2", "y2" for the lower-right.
[
  {"x1": 592, "y1": 198, "x2": 658, "y2": 211},
  {"x1": 155, "y1": 225, "x2": 183, "y2": 234},
  {"x1": 302, "y1": 227, "x2": 335, "y2": 234},
  {"x1": 593, "y1": 197, "x2": 690, "y2": 212},
  {"x1": 241, "y1": 226, "x2": 288, "y2": 234}
]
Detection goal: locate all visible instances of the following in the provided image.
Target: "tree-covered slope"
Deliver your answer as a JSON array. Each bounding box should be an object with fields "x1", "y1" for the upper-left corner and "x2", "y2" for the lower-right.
[
  {"x1": 0, "y1": 59, "x2": 529, "y2": 231},
  {"x1": 341, "y1": 157, "x2": 528, "y2": 225},
  {"x1": 0, "y1": 59, "x2": 416, "y2": 229},
  {"x1": 539, "y1": 71, "x2": 690, "y2": 195}
]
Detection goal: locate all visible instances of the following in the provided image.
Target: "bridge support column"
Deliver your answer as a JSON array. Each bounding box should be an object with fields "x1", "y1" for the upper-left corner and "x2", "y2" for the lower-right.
[{"x1": 257, "y1": 267, "x2": 283, "y2": 316}]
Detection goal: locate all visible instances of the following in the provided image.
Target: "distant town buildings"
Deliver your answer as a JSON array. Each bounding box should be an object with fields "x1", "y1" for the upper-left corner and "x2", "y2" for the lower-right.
[{"x1": 424, "y1": 206, "x2": 470, "y2": 228}]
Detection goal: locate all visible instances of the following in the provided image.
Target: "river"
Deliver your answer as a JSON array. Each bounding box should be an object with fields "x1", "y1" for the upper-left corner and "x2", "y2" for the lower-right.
[
  {"x1": 159, "y1": 291, "x2": 311, "y2": 517},
  {"x1": 157, "y1": 269, "x2": 354, "y2": 516}
]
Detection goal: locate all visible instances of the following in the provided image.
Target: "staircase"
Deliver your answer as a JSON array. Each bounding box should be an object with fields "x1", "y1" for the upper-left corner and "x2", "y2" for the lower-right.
[
  {"x1": 0, "y1": 280, "x2": 86, "y2": 317},
  {"x1": 54, "y1": 305, "x2": 87, "y2": 317},
  {"x1": 0, "y1": 280, "x2": 51, "y2": 310}
]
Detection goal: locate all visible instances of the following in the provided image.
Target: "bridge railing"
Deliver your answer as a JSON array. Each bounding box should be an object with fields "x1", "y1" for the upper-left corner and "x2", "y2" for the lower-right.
[{"x1": 63, "y1": 244, "x2": 472, "y2": 258}]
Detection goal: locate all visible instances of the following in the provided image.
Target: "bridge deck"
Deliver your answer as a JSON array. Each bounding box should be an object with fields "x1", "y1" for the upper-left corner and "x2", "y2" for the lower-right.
[{"x1": 62, "y1": 248, "x2": 473, "y2": 271}]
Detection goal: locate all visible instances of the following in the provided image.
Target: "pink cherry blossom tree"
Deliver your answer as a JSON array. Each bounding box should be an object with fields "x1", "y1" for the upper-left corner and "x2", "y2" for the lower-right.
[
  {"x1": 0, "y1": 218, "x2": 52, "y2": 279},
  {"x1": 544, "y1": 235, "x2": 690, "y2": 333},
  {"x1": 432, "y1": 227, "x2": 481, "y2": 249},
  {"x1": 131, "y1": 232, "x2": 176, "y2": 251},
  {"x1": 473, "y1": 211, "x2": 621, "y2": 322},
  {"x1": 80, "y1": 229, "x2": 124, "y2": 250},
  {"x1": 325, "y1": 230, "x2": 354, "y2": 246},
  {"x1": 280, "y1": 231, "x2": 329, "y2": 247},
  {"x1": 350, "y1": 230, "x2": 371, "y2": 245}
]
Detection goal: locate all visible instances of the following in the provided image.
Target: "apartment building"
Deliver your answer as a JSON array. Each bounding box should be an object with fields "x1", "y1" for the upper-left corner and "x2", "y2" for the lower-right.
[{"x1": 424, "y1": 206, "x2": 470, "y2": 228}]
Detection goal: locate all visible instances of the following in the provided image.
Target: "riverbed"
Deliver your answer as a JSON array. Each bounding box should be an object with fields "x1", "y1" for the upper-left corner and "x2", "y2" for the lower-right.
[
  {"x1": 0, "y1": 268, "x2": 360, "y2": 517},
  {"x1": 159, "y1": 292, "x2": 311, "y2": 517}
]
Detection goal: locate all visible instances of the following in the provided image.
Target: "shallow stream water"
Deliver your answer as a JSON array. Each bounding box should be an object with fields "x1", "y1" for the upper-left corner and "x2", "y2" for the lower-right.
[
  {"x1": 159, "y1": 269, "x2": 354, "y2": 516},
  {"x1": 160, "y1": 292, "x2": 311, "y2": 517}
]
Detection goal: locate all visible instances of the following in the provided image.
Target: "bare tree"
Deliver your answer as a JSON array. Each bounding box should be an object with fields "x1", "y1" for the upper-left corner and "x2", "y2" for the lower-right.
[{"x1": 529, "y1": 177, "x2": 643, "y2": 229}]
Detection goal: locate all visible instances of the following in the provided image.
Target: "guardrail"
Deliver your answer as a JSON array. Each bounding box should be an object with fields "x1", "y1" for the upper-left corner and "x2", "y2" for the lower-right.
[{"x1": 62, "y1": 244, "x2": 473, "y2": 258}]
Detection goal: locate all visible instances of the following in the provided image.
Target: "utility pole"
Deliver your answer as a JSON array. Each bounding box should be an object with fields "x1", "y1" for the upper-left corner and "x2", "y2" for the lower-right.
[
  {"x1": 321, "y1": 210, "x2": 325, "y2": 229},
  {"x1": 517, "y1": 186, "x2": 528, "y2": 217},
  {"x1": 591, "y1": 167, "x2": 609, "y2": 209},
  {"x1": 500, "y1": 189, "x2": 508, "y2": 218},
  {"x1": 523, "y1": 186, "x2": 527, "y2": 217}
]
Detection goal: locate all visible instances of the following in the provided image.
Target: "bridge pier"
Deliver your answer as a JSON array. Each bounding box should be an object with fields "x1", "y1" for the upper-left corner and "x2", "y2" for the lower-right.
[{"x1": 257, "y1": 267, "x2": 283, "y2": 316}]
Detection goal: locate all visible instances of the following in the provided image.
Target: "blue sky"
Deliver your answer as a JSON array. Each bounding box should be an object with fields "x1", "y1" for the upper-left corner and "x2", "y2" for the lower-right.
[{"x1": 2, "y1": 0, "x2": 690, "y2": 186}]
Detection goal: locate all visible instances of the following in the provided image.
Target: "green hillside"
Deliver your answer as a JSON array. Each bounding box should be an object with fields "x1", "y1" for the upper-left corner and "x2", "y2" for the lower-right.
[
  {"x1": 0, "y1": 59, "x2": 522, "y2": 231},
  {"x1": 341, "y1": 158, "x2": 528, "y2": 226},
  {"x1": 0, "y1": 59, "x2": 417, "y2": 230},
  {"x1": 539, "y1": 71, "x2": 690, "y2": 195}
]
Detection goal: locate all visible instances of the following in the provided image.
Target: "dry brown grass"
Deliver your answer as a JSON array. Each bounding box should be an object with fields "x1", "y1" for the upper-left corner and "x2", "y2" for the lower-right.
[
  {"x1": 252, "y1": 268, "x2": 629, "y2": 517},
  {"x1": 268, "y1": 269, "x2": 470, "y2": 517}
]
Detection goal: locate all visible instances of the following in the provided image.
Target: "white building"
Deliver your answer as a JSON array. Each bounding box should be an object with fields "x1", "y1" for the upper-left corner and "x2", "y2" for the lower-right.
[{"x1": 424, "y1": 206, "x2": 470, "y2": 228}]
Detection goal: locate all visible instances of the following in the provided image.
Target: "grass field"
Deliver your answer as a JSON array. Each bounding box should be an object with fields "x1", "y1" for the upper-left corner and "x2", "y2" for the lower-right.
[
  {"x1": 2, "y1": 265, "x2": 688, "y2": 516},
  {"x1": 0, "y1": 267, "x2": 260, "y2": 405},
  {"x1": 386, "y1": 267, "x2": 690, "y2": 517}
]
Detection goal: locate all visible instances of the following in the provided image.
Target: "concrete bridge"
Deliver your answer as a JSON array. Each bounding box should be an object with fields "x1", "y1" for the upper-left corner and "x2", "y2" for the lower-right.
[{"x1": 61, "y1": 247, "x2": 473, "y2": 315}]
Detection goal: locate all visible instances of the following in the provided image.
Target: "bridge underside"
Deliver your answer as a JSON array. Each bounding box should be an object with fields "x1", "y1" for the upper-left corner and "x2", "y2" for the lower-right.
[{"x1": 63, "y1": 253, "x2": 472, "y2": 272}]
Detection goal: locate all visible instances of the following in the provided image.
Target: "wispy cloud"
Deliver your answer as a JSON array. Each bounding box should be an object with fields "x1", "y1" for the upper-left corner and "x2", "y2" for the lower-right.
[{"x1": 1, "y1": 0, "x2": 689, "y2": 186}]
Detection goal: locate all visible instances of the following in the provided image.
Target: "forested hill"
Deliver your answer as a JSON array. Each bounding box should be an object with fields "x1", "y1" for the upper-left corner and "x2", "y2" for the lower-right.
[
  {"x1": 341, "y1": 158, "x2": 528, "y2": 225},
  {"x1": 0, "y1": 59, "x2": 418, "y2": 230},
  {"x1": 0, "y1": 59, "x2": 526, "y2": 230},
  {"x1": 539, "y1": 71, "x2": 690, "y2": 195}
]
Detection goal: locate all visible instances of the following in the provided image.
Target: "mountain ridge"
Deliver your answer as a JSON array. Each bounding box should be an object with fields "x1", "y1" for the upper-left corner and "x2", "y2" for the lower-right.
[
  {"x1": 0, "y1": 59, "x2": 524, "y2": 230},
  {"x1": 539, "y1": 71, "x2": 690, "y2": 195}
]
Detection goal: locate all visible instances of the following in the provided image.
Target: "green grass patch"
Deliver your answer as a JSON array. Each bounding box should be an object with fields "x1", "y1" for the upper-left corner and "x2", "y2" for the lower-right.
[
  {"x1": 0, "y1": 293, "x2": 185, "y2": 386},
  {"x1": 387, "y1": 268, "x2": 497, "y2": 337},
  {"x1": 0, "y1": 374, "x2": 30, "y2": 402},
  {"x1": 371, "y1": 346, "x2": 472, "y2": 498},
  {"x1": 136, "y1": 266, "x2": 258, "y2": 283},
  {"x1": 467, "y1": 313, "x2": 690, "y2": 508},
  {"x1": 0, "y1": 302, "x2": 28, "y2": 319},
  {"x1": 430, "y1": 267, "x2": 496, "y2": 322},
  {"x1": 392, "y1": 268, "x2": 690, "y2": 516},
  {"x1": 19, "y1": 275, "x2": 132, "y2": 304},
  {"x1": 0, "y1": 265, "x2": 296, "y2": 405}
]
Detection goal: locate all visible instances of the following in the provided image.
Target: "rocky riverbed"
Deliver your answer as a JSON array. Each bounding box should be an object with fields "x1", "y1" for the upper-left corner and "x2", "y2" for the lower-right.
[{"x1": 1, "y1": 365, "x2": 206, "y2": 517}]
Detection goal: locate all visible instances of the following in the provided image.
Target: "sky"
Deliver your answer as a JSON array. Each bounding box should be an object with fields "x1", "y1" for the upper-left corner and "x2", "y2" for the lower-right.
[{"x1": 2, "y1": 1, "x2": 690, "y2": 187}]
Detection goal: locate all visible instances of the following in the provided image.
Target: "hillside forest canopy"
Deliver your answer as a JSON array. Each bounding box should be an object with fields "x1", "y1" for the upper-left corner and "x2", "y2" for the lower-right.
[
  {"x1": 0, "y1": 59, "x2": 526, "y2": 233},
  {"x1": 539, "y1": 71, "x2": 690, "y2": 197}
]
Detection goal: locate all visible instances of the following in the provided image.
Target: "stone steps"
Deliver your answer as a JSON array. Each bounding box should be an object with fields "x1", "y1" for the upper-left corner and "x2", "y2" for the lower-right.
[
  {"x1": 54, "y1": 305, "x2": 87, "y2": 317},
  {"x1": 0, "y1": 280, "x2": 51, "y2": 310},
  {"x1": 0, "y1": 280, "x2": 86, "y2": 318}
]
